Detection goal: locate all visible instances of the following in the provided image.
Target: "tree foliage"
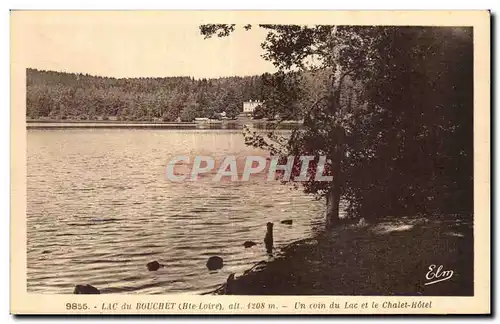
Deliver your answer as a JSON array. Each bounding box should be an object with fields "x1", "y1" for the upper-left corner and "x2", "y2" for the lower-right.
[
  {"x1": 201, "y1": 24, "x2": 473, "y2": 221},
  {"x1": 343, "y1": 27, "x2": 474, "y2": 218}
]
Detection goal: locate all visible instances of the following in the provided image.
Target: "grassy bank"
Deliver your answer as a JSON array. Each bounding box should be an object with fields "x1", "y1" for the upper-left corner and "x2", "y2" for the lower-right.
[
  {"x1": 26, "y1": 118, "x2": 303, "y2": 125},
  {"x1": 26, "y1": 119, "x2": 197, "y2": 124},
  {"x1": 26, "y1": 118, "x2": 303, "y2": 130},
  {"x1": 209, "y1": 215, "x2": 473, "y2": 296}
]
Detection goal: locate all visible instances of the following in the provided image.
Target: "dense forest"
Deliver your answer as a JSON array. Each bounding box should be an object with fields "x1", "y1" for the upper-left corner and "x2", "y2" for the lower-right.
[
  {"x1": 26, "y1": 69, "x2": 266, "y2": 121},
  {"x1": 26, "y1": 68, "x2": 358, "y2": 122}
]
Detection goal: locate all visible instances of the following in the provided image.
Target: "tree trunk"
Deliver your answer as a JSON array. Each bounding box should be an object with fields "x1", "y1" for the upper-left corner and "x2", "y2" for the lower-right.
[
  {"x1": 325, "y1": 125, "x2": 345, "y2": 229},
  {"x1": 325, "y1": 65, "x2": 346, "y2": 229},
  {"x1": 326, "y1": 179, "x2": 342, "y2": 229}
]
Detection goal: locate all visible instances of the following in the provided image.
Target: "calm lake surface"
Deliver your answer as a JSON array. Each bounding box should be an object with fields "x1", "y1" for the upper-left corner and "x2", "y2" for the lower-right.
[{"x1": 27, "y1": 129, "x2": 326, "y2": 294}]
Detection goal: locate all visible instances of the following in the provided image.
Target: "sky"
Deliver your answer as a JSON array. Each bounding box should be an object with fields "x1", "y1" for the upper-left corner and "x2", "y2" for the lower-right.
[{"x1": 12, "y1": 11, "x2": 277, "y2": 79}]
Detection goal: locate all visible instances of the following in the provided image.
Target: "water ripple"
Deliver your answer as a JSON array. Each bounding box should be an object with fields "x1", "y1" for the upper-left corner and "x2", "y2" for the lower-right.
[{"x1": 27, "y1": 129, "x2": 326, "y2": 294}]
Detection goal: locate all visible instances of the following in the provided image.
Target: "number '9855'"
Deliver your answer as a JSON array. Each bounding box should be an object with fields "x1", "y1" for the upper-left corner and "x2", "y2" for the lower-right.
[{"x1": 66, "y1": 303, "x2": 89, "y2": 310}]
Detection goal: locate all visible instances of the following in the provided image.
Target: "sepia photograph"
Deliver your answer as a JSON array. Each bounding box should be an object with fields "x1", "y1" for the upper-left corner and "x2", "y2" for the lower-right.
[{"x1": 10, "y1": 10, "x2": 490, "y2": 314}]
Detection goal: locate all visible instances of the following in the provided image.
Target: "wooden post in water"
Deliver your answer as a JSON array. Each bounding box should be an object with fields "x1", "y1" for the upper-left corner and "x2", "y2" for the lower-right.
[{"x1": 264, "y1": 222, "x2": 274, "y2": 255}]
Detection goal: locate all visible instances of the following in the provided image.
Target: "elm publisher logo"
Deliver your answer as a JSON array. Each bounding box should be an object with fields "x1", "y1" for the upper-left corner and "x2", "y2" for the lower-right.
[
  {"x1": 425, "y1": 265, "x2": 454, "y2": 286},
  {"x1": 165, "y1": 155, "x2": 334, "y2": 182}
]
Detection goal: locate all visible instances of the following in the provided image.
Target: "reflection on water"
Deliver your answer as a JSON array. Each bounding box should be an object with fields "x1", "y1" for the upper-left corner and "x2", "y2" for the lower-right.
[{"x1": 27, "y1": 129, "x2": 326, "y2": 294}]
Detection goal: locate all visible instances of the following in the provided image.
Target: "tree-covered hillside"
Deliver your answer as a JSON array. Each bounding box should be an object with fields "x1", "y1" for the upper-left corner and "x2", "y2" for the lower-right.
[{"x1": 26, "y1": 69, "x2": 264, "y2": 121}]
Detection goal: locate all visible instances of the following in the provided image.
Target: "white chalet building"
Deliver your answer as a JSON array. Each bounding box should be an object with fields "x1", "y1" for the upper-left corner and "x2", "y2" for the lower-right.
[{"x1": 242, "y1": 100, "x2": 263, "y2": 113}]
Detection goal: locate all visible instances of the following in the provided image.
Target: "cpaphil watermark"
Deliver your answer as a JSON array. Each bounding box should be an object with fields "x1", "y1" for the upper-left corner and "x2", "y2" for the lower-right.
[{"x1": 166, "y1": 155, "x2": 335, "y2": 182}]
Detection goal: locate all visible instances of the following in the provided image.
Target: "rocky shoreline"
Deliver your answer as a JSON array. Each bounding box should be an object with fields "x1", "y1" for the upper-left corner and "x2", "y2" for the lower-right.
[{"x1": 205, "y1": 215, "x2": 473, "y2": 296}]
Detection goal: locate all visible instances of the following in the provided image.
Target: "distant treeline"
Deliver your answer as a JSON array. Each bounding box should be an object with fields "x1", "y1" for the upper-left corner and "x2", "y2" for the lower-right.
[
  {"x1": 26, "y1": 68, "x2": 358, "y2": 122},
  {"x1": 26, "y1": 69, "x2": 268, "y2": 121}
]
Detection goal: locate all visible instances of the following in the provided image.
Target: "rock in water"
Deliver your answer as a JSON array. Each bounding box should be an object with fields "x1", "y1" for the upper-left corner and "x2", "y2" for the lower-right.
[
  {"x1": 243, "y1": 241, "x2": 257, "y2": 248},
  {"x1": 206, "y1": 256, "x2": 224, "y2": 270},
  {"x1": 146, "y1": 261, "x2": 164, "y2": 271},
  {"x1": 281, "y1": 219, "x2": 293, "y2": 225},
  {"x1": 74, "y1": 284, "x2": 100, "y2": 294}
]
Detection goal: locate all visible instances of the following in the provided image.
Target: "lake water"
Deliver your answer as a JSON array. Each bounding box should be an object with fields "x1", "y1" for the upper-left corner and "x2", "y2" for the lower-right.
[{"x1": 27, "y1": 129, "x2": 326, "y2": 294}]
